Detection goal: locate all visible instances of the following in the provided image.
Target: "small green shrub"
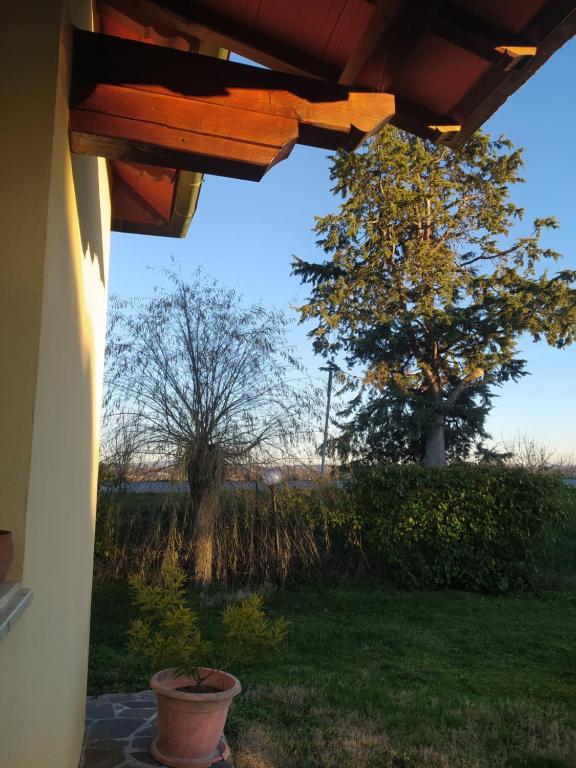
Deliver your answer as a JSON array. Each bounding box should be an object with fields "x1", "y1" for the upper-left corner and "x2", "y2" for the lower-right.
[
  {"x1": 128, "y1": 549, "x2": 287, "y2": 686},
  {"x1": 349, "y1": 464, "x2": 569, "y2": 592}
]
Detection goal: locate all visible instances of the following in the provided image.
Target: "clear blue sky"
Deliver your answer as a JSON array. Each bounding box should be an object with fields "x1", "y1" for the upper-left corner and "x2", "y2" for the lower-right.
[{"x1": 108, "y1": 41, "x2": 576, "y2": 457}]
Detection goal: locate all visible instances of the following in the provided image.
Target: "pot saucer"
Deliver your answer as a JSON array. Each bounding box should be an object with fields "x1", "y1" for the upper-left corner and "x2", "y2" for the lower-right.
[{"x1": 151, "y1": 734, "x2": 230, "y2": 767}]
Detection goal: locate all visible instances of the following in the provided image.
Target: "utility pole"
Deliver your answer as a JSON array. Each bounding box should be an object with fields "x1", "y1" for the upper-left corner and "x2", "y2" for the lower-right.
[{"x1": 320, "y1": 361, "x2": 337, "y2": 477}]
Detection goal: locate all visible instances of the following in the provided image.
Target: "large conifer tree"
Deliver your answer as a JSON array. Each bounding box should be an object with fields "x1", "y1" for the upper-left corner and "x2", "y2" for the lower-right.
[{"x1": 294, "y1": 128, "x2": 576, "y2": 466}]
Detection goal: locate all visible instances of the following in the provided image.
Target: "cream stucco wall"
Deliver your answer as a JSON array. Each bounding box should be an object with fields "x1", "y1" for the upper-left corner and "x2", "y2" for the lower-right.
[{"x1": 0, "y1": 1, "x2": 111, "y2": 766}]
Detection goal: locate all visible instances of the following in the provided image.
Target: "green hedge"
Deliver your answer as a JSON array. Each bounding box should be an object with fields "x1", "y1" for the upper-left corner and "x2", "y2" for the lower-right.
[{"x1": 348, "y1": 464, "x2": 569, "y2": 592}]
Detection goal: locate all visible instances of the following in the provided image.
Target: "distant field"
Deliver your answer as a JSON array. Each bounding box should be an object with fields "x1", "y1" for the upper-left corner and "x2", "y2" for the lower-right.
[
  {"x1": 118, "y1": 479, "x2": 323, "y2": 493},
  {"x1": 115, "y1": 476, "x2": 576, "y2": 493}
]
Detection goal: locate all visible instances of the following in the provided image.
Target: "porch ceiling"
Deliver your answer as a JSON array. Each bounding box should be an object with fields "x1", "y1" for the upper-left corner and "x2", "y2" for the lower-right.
[{"x1": 87, "y1": 0, "x2": 576, "y2": 238}]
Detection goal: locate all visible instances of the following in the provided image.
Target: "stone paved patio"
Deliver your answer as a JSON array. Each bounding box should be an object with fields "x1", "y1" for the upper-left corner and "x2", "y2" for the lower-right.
[{"x1": 84, "y1": 690, "x2": 233, "y2": 768}]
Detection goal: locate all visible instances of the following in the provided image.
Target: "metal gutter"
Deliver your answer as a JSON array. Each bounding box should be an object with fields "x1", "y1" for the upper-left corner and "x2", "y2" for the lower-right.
[{"x1": 112, "y1": 170, "x2": 204, "y2": 238}]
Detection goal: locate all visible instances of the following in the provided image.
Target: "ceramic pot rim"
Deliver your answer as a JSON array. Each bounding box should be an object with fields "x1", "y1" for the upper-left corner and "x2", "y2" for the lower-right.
[{"x1": 150, "y1": 668, "x2": 241, "y2": 702}]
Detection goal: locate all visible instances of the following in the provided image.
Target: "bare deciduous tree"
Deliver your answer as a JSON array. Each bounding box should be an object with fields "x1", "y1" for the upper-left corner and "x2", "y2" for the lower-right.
[
  {"x1": 99, "y1": 413, "x2": 141, "y2": 494},
  {"x1": 500, "y1": 432, "x2": 576, "y2": 476},
  {"x1": 105, "y1": 269, "x2": 319, "y2": 584}
]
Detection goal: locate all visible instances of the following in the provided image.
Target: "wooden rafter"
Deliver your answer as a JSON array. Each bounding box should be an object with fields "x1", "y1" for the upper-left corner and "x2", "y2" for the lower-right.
[
  {"x1": 70, "y1": 30, "x2": 395, "y2": 181},
  {"x1": 431, "y1": 3, "x2": 538, "y2": 69},
  {"x1": 392, "y1": 97, "x2": 460, "y2": 142},
  {"x1": 338, "y1": 0, "x2": 440, "y2": 90},
  {"x1": 445, "y1": 0, "x2": 576, "y2": 146},
  {"x1": 101, "y1": 0, "x2": 340, "y2": 80},
  {"x1": 339, "y1": 0, "x2": 404, "y2": 86},
  {"x1": 339, "y1": 0, "x2": 539, "y2": 91},
  {"x1": 100, "y1": 1, "x2": 199, "y2": 51}
]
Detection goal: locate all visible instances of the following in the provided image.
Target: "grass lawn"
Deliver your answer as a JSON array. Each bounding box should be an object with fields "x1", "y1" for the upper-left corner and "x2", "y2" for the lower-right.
[{"x1": 89, "y1": 501, "x2": 576, "y2": 768}]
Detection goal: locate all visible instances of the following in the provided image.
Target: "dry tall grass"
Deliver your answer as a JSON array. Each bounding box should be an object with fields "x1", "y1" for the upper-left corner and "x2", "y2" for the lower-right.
[{"x1": 94, "y1": 485, "x2": 341, "y2": 584}]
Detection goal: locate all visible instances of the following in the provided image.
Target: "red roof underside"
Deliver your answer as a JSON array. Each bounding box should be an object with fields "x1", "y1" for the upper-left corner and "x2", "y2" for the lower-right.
[
  {"x1": 195, "y1": 0, "x2": 546, "y2": 116},
  {"x1": 202, "y1": 0, "x2": 372, "y2": 68},
  {"x1": 96, "y1": 0, "x2": 567, "y2": 236}
]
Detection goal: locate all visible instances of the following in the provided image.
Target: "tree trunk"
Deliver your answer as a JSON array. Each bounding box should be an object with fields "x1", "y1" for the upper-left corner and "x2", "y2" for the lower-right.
[
  {"x1": 424, "y1": 413, "x2": 447, "y2": 467},
  {"x1": 192, "y1": 489, "x2": 219, "y2": 585},
  {"x1": 187, "y1": 443, "x2": 225, "y2": 585}
]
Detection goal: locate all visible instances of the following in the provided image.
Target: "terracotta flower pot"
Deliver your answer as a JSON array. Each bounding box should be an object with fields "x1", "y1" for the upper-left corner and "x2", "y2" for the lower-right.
[
  {"x1": 150, "y1": 668, "x2": 241, "y2": 768},
  {"x1": 0, "y1": 531, "x2": 14, "y2": 584}
]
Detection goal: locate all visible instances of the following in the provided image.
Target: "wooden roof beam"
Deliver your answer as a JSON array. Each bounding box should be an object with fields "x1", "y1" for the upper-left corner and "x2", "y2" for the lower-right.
[
  {"x1": 431, "y1": 3, "x2": 538, "y2": 69},
  {"x1": 391, "y1": 97, "x2": 460, "y2": 142},
  {"x1": 70, "y1": 30, "x2": 395, "y2": 181},
  {"x1": 101, "y1": 0, "x2": 340, "y2": 80},
  {"x1": 338, "y1": 0, "x2": 404, "y2": 86},
  {"x1": 340, "y1": 0, "x2": 540, "y2": 90},
  {"x1": 340, "y1": 0, "x2": 445, "y2": 90},
  {"x1": 446, "y1": 0, "x2": 576, "y2": 148}
]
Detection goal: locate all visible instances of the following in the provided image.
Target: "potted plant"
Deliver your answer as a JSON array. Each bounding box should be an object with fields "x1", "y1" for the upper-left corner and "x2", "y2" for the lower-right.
[{"x1": 128, "y1": 550, "x2": 287, "y2": 768}]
